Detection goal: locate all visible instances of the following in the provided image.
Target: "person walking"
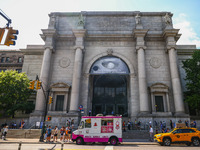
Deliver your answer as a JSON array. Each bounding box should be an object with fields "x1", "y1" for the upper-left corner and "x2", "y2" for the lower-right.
[
  {"x1": 60, "y1": 126, "x2": 65, "y2": 141},
  {"x1": 2, "y1": 126, "x2": 8, "y2": 140},
  {"x1": 53, "y1": 126, "x2": 58, "y2": 142},
  {"x1": 122, "y1": 121, "x2": 126, "y2": 132},
  {"x1": 65, "y1": 127, "x2": 69, "y2": 142},
  {"x1": 68, "y1": 126, "x2": 72, "y2": 142},
  {"x1": 149, "y1": 125, "x2": 154, "y2": 142},
  {"x1": 46, "y1": 126, "x2": 52, "y2": 142}
]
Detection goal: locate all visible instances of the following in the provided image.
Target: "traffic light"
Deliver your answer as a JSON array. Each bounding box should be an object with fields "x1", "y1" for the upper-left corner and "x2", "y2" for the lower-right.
[
  {"x1": 36, "y1": 81, "x2": 42, "y2": 90},
  {"x1": 28, "y1": 81, "x2": 35, "y2": 89},
  {"x1": 47, "y1": 116, "x2": 52, "y2": 121},
  {"x1": 4, "y1": 27, "x2": 19, "y2": 46},
  {"x1": 0, "y1": 28, "x2": 5, "y2": 44},
  {"x1": 48, "y1": 96, "x2": 53, "y2": 104}
]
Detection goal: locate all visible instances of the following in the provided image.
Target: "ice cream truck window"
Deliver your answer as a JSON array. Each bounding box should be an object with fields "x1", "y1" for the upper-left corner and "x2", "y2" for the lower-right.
[
  {"x1": 101, "y1": 119, "x2": 113, "y2": 133},
  {"x1": 85, "y1": 118, "x2": 91, "y2": 128}
]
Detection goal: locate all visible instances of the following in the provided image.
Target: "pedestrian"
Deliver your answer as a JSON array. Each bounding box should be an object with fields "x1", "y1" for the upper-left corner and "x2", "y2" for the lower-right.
[
  {"x1": 46, "y1": 126, "x2": 52, "y2": 142},
  {"x1": 122, "y1": 121, "x2": 126, "y2": 132},
  {"x1": 65, "y1": 127, "x2": 69, "y2": 142},
  {"x1": 89, "y1": 110, "x2": 91, "y2": 116},
  {"x1": 68, "y1": 126, "x2": 72, "y2": 142},
  {"x1": 149, "y1": 125, "x2": 153, "y2": 142},
  {"x1": 43, "y1": 125, "x2": 48, "y2": 140},
  {"x1": 155, "y1": 129, "x2": 158, "y2": 134},
  {"x1": 2, "y1": 126, "x2": 8, "y2": 140},
  {"x1": 53, "y1": 126, "x2": 58, "y2": 142},
  {"x1": 193, "y1": 120, "x2": 196, "y2": 128},
  {"x1": 163, "y1": 121, "x2": 166, "y2": 129},
  {"x1": 170, "y1": 120, "x2": 173, "y2": 129},
  {"x1": 128, "y1": 121, "x2": 131, "y2": 130},
  {"x1": 134, "y1": 119, "x2": 138, "y2": 130},
  {"x1": 60, "y1": 126, "x2": 65, "y2": 141}
]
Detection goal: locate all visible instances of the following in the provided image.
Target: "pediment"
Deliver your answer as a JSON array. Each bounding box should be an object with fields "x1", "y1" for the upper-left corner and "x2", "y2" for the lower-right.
[
  {"x1": 149, "y1": 83, "x2": 169, "y2": 93},
  {"x1": 50, "y1": 82, "x2": 71, "y2": 89}
]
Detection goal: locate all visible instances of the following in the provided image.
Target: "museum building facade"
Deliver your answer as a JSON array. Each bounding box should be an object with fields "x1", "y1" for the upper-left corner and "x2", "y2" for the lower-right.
[{"x1": 21, "y1": 11, "x2": 197, "y2": 126}]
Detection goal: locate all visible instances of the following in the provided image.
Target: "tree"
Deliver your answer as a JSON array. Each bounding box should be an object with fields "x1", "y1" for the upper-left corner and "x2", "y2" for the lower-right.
[
  {"x1": 182, "y1": 50, "x2": 200, "y2": 115},
  {"x1": 0, "y1": 70, "x2": 34, "y2": 118}
]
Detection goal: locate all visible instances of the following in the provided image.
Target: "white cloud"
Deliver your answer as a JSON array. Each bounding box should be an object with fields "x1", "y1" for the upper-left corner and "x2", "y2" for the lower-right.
[{"x1": 173, "y1": 13, "x2": 200, "y2": 48}]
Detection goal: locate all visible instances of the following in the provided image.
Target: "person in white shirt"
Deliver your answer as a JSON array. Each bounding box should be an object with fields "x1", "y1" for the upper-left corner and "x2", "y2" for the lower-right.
[
  {"x1": 149, "y1": 125, "x2": 153, "y2": 142},
  {"x1": 2, "y1": 126, "x2": 8, "y2": 140}
]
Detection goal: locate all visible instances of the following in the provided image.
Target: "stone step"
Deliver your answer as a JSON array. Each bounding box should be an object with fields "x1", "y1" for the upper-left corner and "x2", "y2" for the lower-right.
[
  {"x1": 6, "y1": 129, "x2": 150, "y2": 140},
  {"x1": 6, "y1": 129, "x2": 42, "y2": 139},
  {"x1": 122, "y1": 130, "x2": 149, "y2": 139}
]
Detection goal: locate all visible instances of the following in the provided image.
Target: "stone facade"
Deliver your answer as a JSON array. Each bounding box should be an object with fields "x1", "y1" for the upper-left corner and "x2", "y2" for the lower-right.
[{"x1": 21, "y1": 11, "x2": 199, "y2": 127}]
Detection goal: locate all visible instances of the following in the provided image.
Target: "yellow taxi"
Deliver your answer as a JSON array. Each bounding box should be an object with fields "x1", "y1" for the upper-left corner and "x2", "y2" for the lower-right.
[{"x1": 154, "y1": 127, "x2": 200, "y2": 146}]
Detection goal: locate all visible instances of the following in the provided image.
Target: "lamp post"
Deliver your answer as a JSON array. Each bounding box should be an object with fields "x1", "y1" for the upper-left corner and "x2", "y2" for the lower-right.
[{"x1": 35, "y1": 75, "x2": 51, "y2": 142}]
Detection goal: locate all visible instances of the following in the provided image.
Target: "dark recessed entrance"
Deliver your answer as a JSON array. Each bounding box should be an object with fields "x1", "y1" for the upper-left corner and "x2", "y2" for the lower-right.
[{"x1": 90, "y1": 56, "x2": 129, "y2": 117}]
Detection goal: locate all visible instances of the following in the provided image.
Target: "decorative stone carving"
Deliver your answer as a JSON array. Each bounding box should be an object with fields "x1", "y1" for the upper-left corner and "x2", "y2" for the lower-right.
[
  {"x1": 135, "y1": 14, "x2": 141, "y2": 25},
  {"x1": 59, "y1": 57, "x2": 71, "y2": 68},
  {"x1": 149, "y1": 57, "x2": 162, "y2": 68},
  {"x1": 164, "y1": 13, "x2": 172, "y2": 25},
  {"x1": 107, "y1": 48, "x2": 113, "y2": 55},
  {"x1": 48, "y1": 15, "x2": 56, "y2": 29},
  {"x1": 78, "y1": 14, "x2": 85, "y2": 28}
]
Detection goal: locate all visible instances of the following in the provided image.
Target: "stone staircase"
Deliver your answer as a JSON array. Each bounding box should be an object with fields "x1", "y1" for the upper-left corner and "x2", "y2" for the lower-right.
[
  {"x1": 6, "y1": 129, "x2": 42, "y2": 138},
  {"x1": 122, "y1": 130, "x2": 149, "y2": 140},
  {"x1": 6, "y1": 129, "x2": 149, "y2": 141}
]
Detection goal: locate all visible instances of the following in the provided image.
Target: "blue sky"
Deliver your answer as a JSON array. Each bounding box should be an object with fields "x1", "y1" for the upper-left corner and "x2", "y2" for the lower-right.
[{"x1": 0, "y1": 0, "x2": 200, "y2": 49}]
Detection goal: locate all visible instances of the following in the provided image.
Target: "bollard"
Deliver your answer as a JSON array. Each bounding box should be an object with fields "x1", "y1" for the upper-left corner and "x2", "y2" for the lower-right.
[
  {"x1": 61, "y1": 143, "x2": 64, "y2": 150},
  {"x1": 18, "y1": 141, "x2": 22, "y2": 150}
]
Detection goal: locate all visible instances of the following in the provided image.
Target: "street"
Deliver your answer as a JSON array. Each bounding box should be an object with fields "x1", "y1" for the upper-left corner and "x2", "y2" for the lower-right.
[{"x1": 0, "y1": 143, "x2": 200, "y2": 150}]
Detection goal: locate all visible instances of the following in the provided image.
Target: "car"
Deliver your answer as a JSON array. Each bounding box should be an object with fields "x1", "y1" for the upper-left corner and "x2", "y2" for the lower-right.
[{"x1": 154, "y1": 127, "x2": 200, "y2": 146}]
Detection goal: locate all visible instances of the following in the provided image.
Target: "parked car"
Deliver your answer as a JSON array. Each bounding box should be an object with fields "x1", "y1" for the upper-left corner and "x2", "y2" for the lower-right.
[{"x1": 154, "y1": 127, "x2": 200, "y2": 146}]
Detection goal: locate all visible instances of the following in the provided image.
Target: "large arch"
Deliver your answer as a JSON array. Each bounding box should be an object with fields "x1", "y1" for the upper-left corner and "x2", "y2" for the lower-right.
[
  {"x1": 85, "y1": 52, "x2": 136, "y2": 75},
  {"x1": 87, "y1": 54, "x2": 132, "y2": 116}
]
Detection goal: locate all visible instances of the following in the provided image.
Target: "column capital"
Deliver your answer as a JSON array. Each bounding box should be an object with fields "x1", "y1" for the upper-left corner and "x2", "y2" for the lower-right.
[
  {"x1": 43, "y1": 45, "x2": 54, "y2": 50},
  {"x1": 74, "y1": 46, "x2": 85, "y2": 50},
  {"x1": 136, "y1": 46, "x2": 147, "y2": 51}
]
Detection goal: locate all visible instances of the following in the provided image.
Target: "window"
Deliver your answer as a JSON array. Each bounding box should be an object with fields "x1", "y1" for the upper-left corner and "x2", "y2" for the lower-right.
[
  {"x1": 155, "y1": 96, "x2": 164, "y2": 112},
  {"x1": 182, "y1": 129, "x2": 195, "y2": 133},
  {"x1": 85, "y1": 119, "x2": 91, "y2": 128},
  {"x1": 55, "y1": 95, "x2": 64, "y2": 111},
  {"x1": 1, "y1": 57, "x2": 5, "y2": 63},
  {"x1": 101, "y1": 119, "x2": 113, "y2": 133},
  {"x1": 16, "y1": 69, "x2": 22, "y2": 73},
  {"x1": 6, "y1": 57, "x2": 10, "y2": 62},
  {"x1": 18, "y1": 57, "x2": 22, "y2": 63},
  {"x1": 173, "y1": 129, "x2": 182, "y2": 134}
]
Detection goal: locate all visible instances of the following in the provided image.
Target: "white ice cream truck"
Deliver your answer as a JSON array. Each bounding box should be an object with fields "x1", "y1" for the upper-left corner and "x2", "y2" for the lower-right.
[{"x1": 72, "y1": 115, "x2": 122, "y2": 145}]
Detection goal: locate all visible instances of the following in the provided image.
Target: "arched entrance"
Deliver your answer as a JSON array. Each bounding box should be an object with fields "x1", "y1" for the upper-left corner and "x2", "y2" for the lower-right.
[{"x1": 90, "y1": 56, "x2": 129, "y2": 116}]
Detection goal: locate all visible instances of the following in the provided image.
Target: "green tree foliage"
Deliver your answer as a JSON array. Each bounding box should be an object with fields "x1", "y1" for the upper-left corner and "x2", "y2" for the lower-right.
[
  {"x1": 0, "y1": 70, "x2": 34, "y2": 117},
  {"x1": 182, "y1": 50, "x2": 200, "y2": 114}
]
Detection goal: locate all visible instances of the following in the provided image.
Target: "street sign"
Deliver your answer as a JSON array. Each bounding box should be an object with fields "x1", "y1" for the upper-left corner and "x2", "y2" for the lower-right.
[{"x1": 79, "y1": 105, "x2": 83, "y2": 110}]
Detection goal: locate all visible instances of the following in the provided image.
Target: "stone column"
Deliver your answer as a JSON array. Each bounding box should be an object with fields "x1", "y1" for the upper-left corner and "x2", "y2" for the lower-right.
[
  {"x1": 163, "y1": 29, "x2": 185, "y2": 114},
  {"x1": 133, "y1": 29, "x2": 149, "y2": 114},
  {"x1": 35, "y1": 47, "x2": 52, "y2": 112},
  {"x1": 137, "y1": 46, "x2": 149, "y2": 113},
  {"x1": 69, "y1": 29, "x2": 86, "y2": 112},
  {"x1": 168, "y1": 47, "x2": 184, "y2": 113},
  {"x1": 34, "y1": 29, "x2": 56, "y2": 113}
]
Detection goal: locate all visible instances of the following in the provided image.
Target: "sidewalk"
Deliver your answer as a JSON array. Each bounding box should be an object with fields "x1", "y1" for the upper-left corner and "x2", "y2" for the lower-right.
[{"x1": 0, "y1": 138, "x2": 157, "y2": 145}]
